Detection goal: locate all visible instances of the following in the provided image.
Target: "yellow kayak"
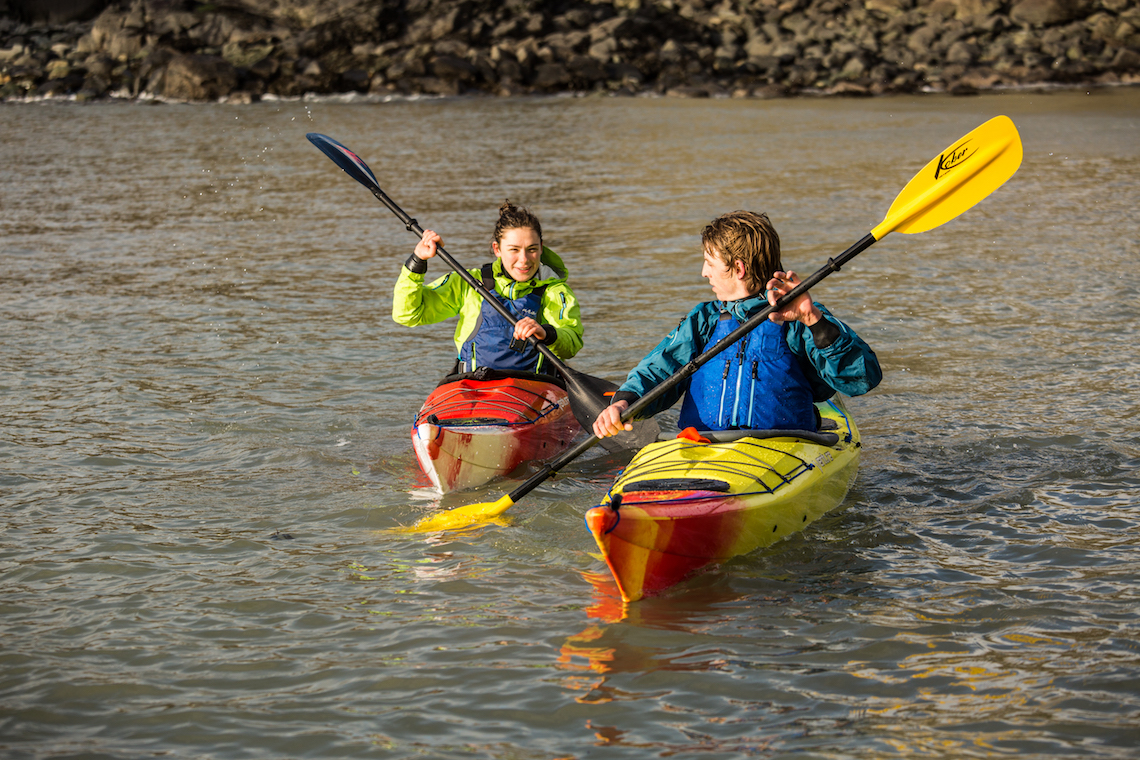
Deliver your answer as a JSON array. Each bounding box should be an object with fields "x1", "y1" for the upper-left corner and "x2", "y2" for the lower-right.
[{"x1": 585, "y1": 398, "x2": 860, "y2": 602}]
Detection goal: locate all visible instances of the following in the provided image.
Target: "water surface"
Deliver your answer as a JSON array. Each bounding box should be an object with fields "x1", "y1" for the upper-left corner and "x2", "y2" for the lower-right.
[{"x1": 2, "y1": 87, "x2": 1139, "y2": 759}]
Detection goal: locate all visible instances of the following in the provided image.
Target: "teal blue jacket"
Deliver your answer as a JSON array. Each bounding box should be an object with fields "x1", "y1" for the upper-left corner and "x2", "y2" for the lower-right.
[{"x1": 615, "y1": 295, "x2": 882, "y2": 418}]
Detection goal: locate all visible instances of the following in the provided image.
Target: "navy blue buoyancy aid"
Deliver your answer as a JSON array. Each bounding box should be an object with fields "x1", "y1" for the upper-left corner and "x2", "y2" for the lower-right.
[
  {"x1": 677, "y1": 311, "x2": 817, "y2": 431},
  {"x1": 458, "y1": 264, "x2": 551, "y2": 374}
]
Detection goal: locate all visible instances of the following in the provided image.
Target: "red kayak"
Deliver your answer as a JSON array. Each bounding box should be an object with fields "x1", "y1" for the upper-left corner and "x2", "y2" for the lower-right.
[{"x1": 411, "y1": 369, "x2": 582, "y2": 493}]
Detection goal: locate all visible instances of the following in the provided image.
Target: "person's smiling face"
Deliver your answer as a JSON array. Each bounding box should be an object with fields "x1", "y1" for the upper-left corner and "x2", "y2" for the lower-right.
[
  {"x1": 493, "y1": 227, "x2": 542, "y2": 281},
  {"x1": 701, "y1": 245, "x2": 751, "y2": 302}
]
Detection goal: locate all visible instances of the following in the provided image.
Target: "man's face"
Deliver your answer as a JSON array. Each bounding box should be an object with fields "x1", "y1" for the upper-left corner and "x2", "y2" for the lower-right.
[{"x1": 701, "y1": 246, "x2": 751, "y2": 302}]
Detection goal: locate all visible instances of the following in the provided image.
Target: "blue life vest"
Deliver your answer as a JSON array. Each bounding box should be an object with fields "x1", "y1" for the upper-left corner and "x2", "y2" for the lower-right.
[
  {"x1": 677, "y1": 311, "x2": 817, "y2": 431},
  {"x1": 458, "y1": 264, "x2": 550, "y2": 375}
]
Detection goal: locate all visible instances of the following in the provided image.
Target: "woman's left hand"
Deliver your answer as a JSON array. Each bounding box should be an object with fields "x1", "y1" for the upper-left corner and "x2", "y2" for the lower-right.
[{"x1": 513, "y1": 317, "x2": 546, "y2": 343}]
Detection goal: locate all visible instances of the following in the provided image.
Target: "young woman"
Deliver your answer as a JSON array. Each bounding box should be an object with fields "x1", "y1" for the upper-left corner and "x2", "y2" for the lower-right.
[{"x1": 392, "y1": 200, "x2": 583, "y2": 375}]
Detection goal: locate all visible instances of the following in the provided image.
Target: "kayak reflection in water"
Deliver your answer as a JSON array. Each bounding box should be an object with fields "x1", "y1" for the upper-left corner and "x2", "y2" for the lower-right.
[
  {"x1": 592, "y1": 210, "x2": 882, "y2": 438},
  {"x1": 392, "y1": 199, "x2": 584, "y2": 376}
]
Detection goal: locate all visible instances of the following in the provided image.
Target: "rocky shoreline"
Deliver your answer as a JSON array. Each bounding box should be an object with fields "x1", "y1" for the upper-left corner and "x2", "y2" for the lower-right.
[{"x1": 2, "y1": 0, "x2": 1138, "y2": 102}]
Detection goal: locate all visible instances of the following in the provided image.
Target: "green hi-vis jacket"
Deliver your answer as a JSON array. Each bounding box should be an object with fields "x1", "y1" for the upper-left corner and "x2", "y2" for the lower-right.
[{"x1": 391, "y1": 246, "x2": 584, "y2": 371}]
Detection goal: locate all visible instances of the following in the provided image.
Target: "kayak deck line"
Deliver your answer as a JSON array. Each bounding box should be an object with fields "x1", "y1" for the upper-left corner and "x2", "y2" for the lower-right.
[
  {"x1": 415, "y1": 384, "x2": 566, "y2": 427},
  {"x1": 608, "y1": 434, "x2": 833, "y2": 500}
]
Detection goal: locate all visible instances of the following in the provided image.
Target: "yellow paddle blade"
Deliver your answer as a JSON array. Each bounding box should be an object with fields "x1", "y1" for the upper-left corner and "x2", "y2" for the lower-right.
[
  {"x1": 872, "y1": 115, "x2": 1022, "y2": 239},
  {"x1": 403, "y1": 494, "x2": 517, "y2": 533}
]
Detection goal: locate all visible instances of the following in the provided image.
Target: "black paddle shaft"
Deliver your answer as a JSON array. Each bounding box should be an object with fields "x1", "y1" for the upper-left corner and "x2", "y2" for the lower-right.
[{"x1": 502, "y1": 231, "x2": 878, "y2": 504}]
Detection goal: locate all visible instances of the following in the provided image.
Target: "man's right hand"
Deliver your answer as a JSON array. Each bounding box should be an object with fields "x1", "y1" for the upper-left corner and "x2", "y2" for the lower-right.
[{"x1": 593, "y1": 400, "x2": 632, "y2": 439}]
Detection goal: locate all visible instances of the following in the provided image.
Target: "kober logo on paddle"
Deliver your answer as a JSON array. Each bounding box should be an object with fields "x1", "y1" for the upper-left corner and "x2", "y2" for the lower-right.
[{"x1": 935, "y1": 137, "x2": 977, "y2": 179}]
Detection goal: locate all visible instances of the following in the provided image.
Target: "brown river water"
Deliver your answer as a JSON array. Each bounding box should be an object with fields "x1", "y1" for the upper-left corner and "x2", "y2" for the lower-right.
[{"x1": 1, "y1": 87, "x2": 1139, "y2": 759}]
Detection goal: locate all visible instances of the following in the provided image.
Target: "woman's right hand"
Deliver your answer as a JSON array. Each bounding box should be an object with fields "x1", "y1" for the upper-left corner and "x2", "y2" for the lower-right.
[
  {"x1": 593, "y1": 400, "x2": 632, "y2": 439},
  {"x1": 414, "y1": 229, "x2": 442, "y2": 260}
]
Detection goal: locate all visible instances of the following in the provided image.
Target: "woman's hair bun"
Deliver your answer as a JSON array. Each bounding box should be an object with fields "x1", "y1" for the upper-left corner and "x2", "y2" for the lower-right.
[{"x1": 493, "y1": 199, "x2": 542, "y2": 244}]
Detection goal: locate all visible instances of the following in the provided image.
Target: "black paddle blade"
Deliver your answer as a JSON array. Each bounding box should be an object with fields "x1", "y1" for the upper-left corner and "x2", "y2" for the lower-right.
[
  {"x1": 306, "y1": 133, "x2": 381, "y2": 192},
  {"x1": 559, "y1": 367, "x2": 659, "y2": 452}
]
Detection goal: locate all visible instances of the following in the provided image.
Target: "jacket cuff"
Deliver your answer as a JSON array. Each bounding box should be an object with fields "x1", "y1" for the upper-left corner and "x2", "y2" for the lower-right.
[
  {"x1": 540, "y1": 324, "x2": 557, "y2": 346},
  {"x1": 809, "y1": 317, "x2": 841, "y2": 349},
  {"x1": 611, "y1": 391, "x2": 639, "y2": 408},
  {"x1": 404, "y1": 253, "x2": 428, "y2": 274}
]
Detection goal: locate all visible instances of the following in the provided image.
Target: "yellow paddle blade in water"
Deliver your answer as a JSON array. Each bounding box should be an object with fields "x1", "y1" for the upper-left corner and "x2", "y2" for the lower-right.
[
  {"x1": 405, "y1": 494, "x2": 517, "y2": 533},
  {"x1": 872, "y1": 115, "x2": 1023, "y2": 239}
]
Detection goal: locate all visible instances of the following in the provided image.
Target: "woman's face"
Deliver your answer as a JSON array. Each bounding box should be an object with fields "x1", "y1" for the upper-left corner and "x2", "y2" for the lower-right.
[{"x1": 493, "y1": 227, "x2": 542, "y2": 281}]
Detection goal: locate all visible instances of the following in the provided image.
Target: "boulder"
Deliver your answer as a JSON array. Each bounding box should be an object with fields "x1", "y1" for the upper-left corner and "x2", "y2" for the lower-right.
[
  {"x1": 430, "y1": 53, "x2": 477, "y2": 83},
  {"x1": 8, "y1": 0, "x2": 109, "y2": 24},
  {"x1": 1010, "y1": 0, "x2": 1085, "y2": 27},
  {"x1": 156, "y1": 52, "x2": 237, "y2": 100},
  {"x1": 532, "y1": 61, "x2": 570, "y2": 89}
]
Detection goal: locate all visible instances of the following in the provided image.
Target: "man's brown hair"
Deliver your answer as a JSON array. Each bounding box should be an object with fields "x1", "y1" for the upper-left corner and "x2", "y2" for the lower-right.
[{"x1": 700, "y1": 210, "x2": 782, "y2": 294}]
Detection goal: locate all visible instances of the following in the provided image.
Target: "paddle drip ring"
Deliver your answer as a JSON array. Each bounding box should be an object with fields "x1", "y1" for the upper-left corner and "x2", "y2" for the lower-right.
[{"x1": 405, "y1": 218, "x2": 418, "y2": 231}]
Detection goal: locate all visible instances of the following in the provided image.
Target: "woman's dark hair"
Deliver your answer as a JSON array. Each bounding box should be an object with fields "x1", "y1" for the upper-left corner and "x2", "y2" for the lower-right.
[{"x1": 492, "y1": 199, "x2": 542, "y2": 245}]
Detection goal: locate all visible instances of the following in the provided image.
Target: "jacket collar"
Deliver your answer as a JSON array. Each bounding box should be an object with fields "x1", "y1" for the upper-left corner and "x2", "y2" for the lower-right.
[
  {"x1": 491, "y1": 246, "x2": 567, "y2": 290},
  {"x1": 719, "y1": 293, "x2": 768, "y2": 322}
]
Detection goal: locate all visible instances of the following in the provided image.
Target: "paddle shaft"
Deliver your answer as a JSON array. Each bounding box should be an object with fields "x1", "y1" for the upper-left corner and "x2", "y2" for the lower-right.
[
  {"x1": 362, "y1": 182, "x2": 574, "y2": 373},
  {"x1": 500, "y1": 232, "x2": 878, "y2": 504}
]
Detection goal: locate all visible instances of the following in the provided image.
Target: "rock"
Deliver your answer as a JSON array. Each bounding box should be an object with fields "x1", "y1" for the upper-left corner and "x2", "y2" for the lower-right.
[
  {"x1": 532, "y1": 61, "x2": 570, "y2": 90},
  {"x1": 1114, "y1": 47, "x2": 1140, "y2": 70},
  {"x1": 566, "y1": 53, "x2": 606, "y2": 85},
  {"x1": 752, "y1": 83, "x2": 790, "y2": 98},
  {"x1": 431, "y1": 53, "x2": 477, "y2": 84},
  {"x1": 865, "y1": 0, "x2": 911, "y2": 18},
  {"x1": 665, "y1": 83, "x2": 712, "y2": 96},
  {"x1": 588, "y1": 36, "x2": 616, "y2": 61},
  {"x1": 37, "y1": 70, "x2": 83, "y2": 94},
  {"x1": 156, "y1": 52, "x2": 237, "y2": 100},
  {"x1": 610, "y1": 60, "x2": 644, "y2": 85},
  {"x1": 45, "y1": 57, "x2": 70, "y2": 78},
  {"x1": 1010, "y1": 0, "x2": 1085, "y2": 27},
  {"x1": 948, "y1": 79, "x2": 980, "y2": 94},
  {"x1": 222, "y1": 42, "x2": 274, "y2": 70},
  {"x1": 830, "y1": 80, "x2": 872, "y2": 95},
  {"x1": 0, "y1": 0, "x2": 1135, "y2": 101},
  {"x1": 8, "y1": 0, "x2": 108, "y2": 24},
  {"x1": 947, "y1": 40, "x2": 979, "y2": 64},
  {"x1": 953, "y1": 0, "x2": 1004, "y2": 21},
  {"x1": 340, "y1": 67, "x2": 368, "y2": 90}
]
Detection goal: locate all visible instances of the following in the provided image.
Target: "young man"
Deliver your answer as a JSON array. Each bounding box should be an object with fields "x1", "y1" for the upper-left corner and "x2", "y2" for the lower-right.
[{"x1": 592, "y1": 210, "x2": 881, "y2": 438}]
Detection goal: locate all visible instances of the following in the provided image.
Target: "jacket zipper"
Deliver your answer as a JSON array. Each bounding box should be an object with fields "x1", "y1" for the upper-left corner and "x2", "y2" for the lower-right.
[{"x1": 748, "y1": 359, "x2": 758, "y2": 427}]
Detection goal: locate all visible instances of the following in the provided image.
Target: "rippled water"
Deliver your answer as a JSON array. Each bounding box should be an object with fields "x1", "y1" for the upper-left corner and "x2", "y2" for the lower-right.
[{"x1": 2, "y1": 87, "x2": 1139, "y2": 759}]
